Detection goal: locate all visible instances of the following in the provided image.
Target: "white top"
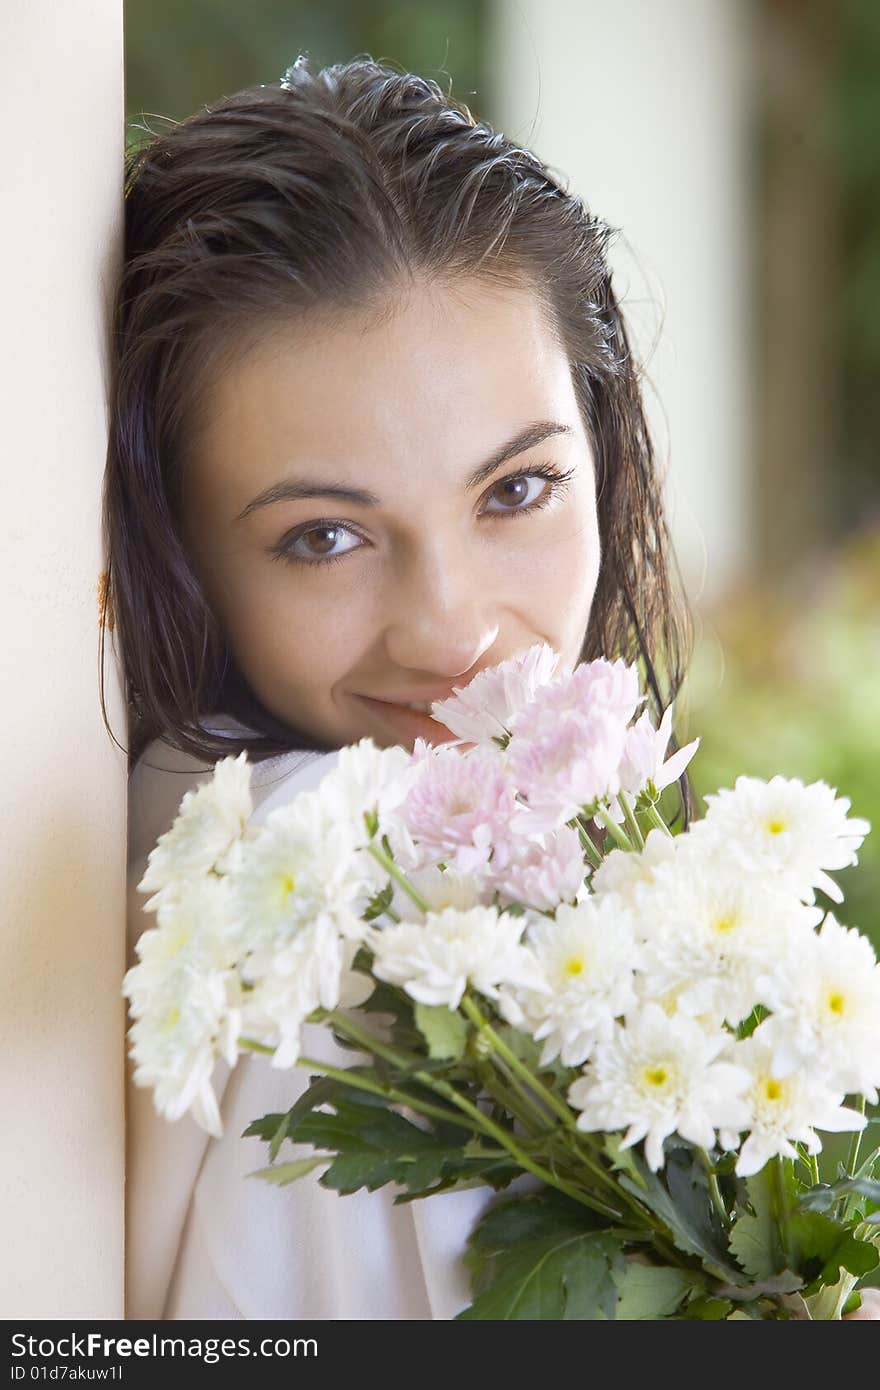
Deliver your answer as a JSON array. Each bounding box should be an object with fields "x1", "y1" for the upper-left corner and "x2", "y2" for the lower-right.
[{"x1": 125, "y1": 717, "x2": 535, "y2": 1319}]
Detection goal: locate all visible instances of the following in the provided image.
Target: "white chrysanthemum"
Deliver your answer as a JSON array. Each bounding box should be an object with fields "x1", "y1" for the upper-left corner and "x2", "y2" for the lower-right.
[
  {"x1": 429, "y1": 642, "x2": 561, "y2": 744},
  {"x1": 239, "y1": 916, "x2": 349, "y2": 1069},
  {"x1": 388, "y1": 865, "x2": 490, "y2": 921},
  {"x1": 499, "y1": 897, "x2": 639, "y2": 1066},
  {"x1": 693, "y1": 775, "x2": 870, "y2": 905},
  {"x1": 590, "y1": 827, "x2": 679, "y2": 904},
  {"x1": 631, "y1": 974, "x2": 728, "y2": 1033},
  {"x1": 306, "y1": 737, "x2": 424, "y2": 892},
  {"x1": 226, "y1": 790, "x2": 374, "y2": 960},
  {"x1": 635, "y1": 851, "x2": 821, "y2": 1026},
  {"x1": 366, "y1": 904, "x2": 536, "y2": 1009},
  {"x1": 719, "y1": 1032, "x2": 867, "y2": 1178},
  {"x1": 125, "y1": 968, "x2": 232, "y2": 1136},
  {"x1": 567, "y1": 1004, "x2": 750, "y2": 1171},
  {"x1": 756, "y1": 913, "x2": 880, "y2": 1102},
  {"x1": 123, "y1": 876, "x2": 242, "y2": 1137},
  {"x1": 125, "y1": 874, "x2": 236, "y2": 999},
  {"x1": 137, "y1": 752, "x2": 253, "y2": 907},
  {"x1": 319, "y1": 738, "x2": 418, "y2": 837}
]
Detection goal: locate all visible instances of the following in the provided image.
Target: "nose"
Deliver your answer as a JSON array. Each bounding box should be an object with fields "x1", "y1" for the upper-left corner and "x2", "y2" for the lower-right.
[{"x1": 381, "y1": 536, "x2": 500, "y2": 677}]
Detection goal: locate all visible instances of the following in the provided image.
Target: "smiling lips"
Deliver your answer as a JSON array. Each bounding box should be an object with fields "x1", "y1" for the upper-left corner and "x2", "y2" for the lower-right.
[
  {"x1": 362, "y1": 687, "x2": 464, "y2": 707},
  {"x1": 355, "y1": 693, "x2": 460, "y2": 741}
]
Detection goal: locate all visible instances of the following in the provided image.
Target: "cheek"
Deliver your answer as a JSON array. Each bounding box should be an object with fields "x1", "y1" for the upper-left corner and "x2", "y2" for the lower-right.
[
  {"x1": 236, "y1": 567, "x2": 377, "y2": 686},
  {"x1": 501, "y1": 494, "x2": 600, "y2": 605}
]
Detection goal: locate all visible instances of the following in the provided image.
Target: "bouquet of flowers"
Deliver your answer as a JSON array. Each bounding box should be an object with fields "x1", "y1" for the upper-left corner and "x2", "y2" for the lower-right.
[{"x1": 123, "y1": 645, "x2": 880, "y2": 1319}]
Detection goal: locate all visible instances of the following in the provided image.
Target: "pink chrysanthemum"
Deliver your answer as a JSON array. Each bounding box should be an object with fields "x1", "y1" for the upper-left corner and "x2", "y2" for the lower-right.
[
  {"x1": 487, "y1": 823, "x2": 588, "y2": 911},
  {"x1": 509, "y1": 656, "x2": 643, "y2": 737},
  {"x1": 428, "y1": 643, "x2": 561, "y2": 745},
  {"x1": 506, "y1": 709, "x2": 628, "y2": 831},
  {"x1": 400, "y1": 746, "x2": 523, "y2": 874}
]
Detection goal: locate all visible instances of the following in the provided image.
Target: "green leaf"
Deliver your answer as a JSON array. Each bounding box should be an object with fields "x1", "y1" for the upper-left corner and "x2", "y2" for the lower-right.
[
  {"x1": 789, "y1": 1210, "x2": 880, "y2": 1289},
  {"x1": 728, "y1": 1169, "x2": 783, "y2": 1280},
  {"x1": 361, "y1": 880, "x2": 394, "y2": 922},
  {"x1": 414, "y1": 1002, "x2": 468, "y2": 1061},
  {"x1": 842, "y1": 1289, "x2": 864, "y2": 1317},
  {"x1": 797, "y1": 1183, "x2": 836, "y2": 1215},
  {"x1": 803, "y1": 1267, "x2": 864, "y2": 1320},
  {"x1": 274, "y1": 1079, "x2": 508, "y2": 1199},
  {"x1": 461, "y1": 1189, "x2": 599, "y2": 1298},
  {"x1": 619, "y1": 1146, "x2": 740, "y2": 1280},
  {"x1": 612, "y1": 1262, "x2": 698, "y2": 1319},
  {"x1": 734, "y1": 1004, "x2": 769, "y2": 1041},
  {"x1": 490, "y1": 1022, "x2": 579, "y2": 1089},
  {"x1": 392, "y1": 1157, "x2": 522, "y2": 1202},
  {"x1": 242, "y1": 1077, "x2": 341, "y2": 1162},
  {"x1": 248, "y1": 1156, "x2": 330, "y2": 1186},
  {"x1": 716, "y1": 1271, "x2": 804, "y2": 1301},
  {"x1": 683, "y1": 1295, "x2": 735, "y2": 1320},
  {"x1": 466, "y1": 1188, "x2": 593, "y2": 1257},
  {"x1": 799, "y1": 1176, "x2": 880, "y2": 1213},
  {"x1": 457, "y1": 1231, "x2": 624, "y2": 1320},
  {"x1": 601, "y1": 1134, "x2": 646, "y2": 1188}
]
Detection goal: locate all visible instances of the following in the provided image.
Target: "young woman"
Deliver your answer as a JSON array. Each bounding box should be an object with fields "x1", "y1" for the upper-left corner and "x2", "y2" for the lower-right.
[{"x1": 104, "y1": 54, "x2": 696, "y2": 1320}]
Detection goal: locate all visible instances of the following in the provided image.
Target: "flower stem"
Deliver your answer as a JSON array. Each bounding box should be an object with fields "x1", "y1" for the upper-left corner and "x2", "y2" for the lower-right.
[
  {"x1": 595, "y1": 806, "x2": 633, "y2": 853},
  {"x1": 239, "y1": 1036, "x2": 275, "y2": 1055},
  {"x1": 240, "y1": 1034, "x2": 488, "y2": 1133},
  {"x1": 846, "y1": 1095, "x2": 867, "y2": 1175},
  {"x1": 554, "y1": 1129, "x2": 681, "y2": 1264},
  {"x1": 572, "y1": 818, "x2": 603, "y2": 870},
  {"x1": 643, "y1": 801, "x2": 673, "y2": 838},
  {"x1": 323, "y1": 1006, "x2": 615, "y2": 1218},
  {"x1": 427, "y1": 1082, "x2": 616, "y2": 1217},
  {"x1": 366, "y1": 841, "x2": 431, "y2": 913},
  {"x1": 480, "y1": 1052, "x2": 556, "y2": 1133},
  {"x1": 460, "y1": 994, "x2": 578, "y2": 1129},
  {"x1": 698, "y1": 1149, "x2": 728, "y2": 1223},
  {"x1": 774, "y1": 1156, "x2": 795, "y2": 1269},
  {"x1": 618, "y1": 791, "x2": 646, "y2": 850}
]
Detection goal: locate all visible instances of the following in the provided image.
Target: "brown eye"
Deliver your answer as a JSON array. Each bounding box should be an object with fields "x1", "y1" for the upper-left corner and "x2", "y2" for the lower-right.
[
  {"x1": 270, "y1": 522, "x2": 364, "y2": 566},
  {"x1": 483, "y1": 473, "x2": 550, "y2": 512},
  {"x1": 302, "y1": 525, "x2": 346, "y2": 555}
]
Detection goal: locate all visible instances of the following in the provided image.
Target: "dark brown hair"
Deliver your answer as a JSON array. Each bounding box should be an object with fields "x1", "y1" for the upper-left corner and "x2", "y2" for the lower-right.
[{"x1": 101, "y1": 54, "x2": 693, "y2": 807}]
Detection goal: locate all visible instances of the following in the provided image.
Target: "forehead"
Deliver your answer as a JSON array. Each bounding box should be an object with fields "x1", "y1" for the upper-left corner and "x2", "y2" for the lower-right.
[{"x1": 188, "y1": 275, "x2": 578, "y2": 497}]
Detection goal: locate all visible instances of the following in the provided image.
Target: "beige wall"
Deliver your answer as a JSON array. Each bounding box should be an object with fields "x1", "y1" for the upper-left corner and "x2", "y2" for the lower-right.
[
  {"x1": 490, "y1": 0, "x2": 752, "y2": 603},
  {"x1": 0, "y1": 0, "x2": 125, "y2": 1317}
]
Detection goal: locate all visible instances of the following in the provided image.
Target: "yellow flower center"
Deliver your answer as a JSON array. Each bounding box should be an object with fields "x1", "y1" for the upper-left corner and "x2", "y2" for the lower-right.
[
  {"x1": 643, "y1": 1064, "x2": 670, "y2": 1089},
  {"x1": 712, "y1": 913, "x2": 738, "y2": 934},
  {"x1": 564, "y1": 956, "x2": 585, "y2": 977},
  {"x1": 766, "y1": 818, "x2": 786, "y2": 835},
  {"x1": 276, "y1": 871, "x2": 296, "y2": 906},
  {"x1": 762, "y1": 1077, "x2": 784, "y2": 1103},
  {"x1": 827, "y1": 991, "x2": 845, "y2": 1017}
]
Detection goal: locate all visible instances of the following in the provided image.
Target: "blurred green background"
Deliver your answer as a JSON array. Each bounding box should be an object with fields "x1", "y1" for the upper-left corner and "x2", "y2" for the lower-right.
[{"x1": 125, "y1": 0, "x2": 879, "y2": 950}]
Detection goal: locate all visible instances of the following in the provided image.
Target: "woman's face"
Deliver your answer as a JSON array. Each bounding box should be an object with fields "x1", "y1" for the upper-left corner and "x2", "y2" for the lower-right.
[{"x1": 180, "y1": 274, "x2": 602, "y2": 751}]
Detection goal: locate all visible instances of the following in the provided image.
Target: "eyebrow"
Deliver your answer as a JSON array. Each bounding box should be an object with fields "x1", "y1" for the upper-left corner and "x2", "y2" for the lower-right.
[{"x1": 234, "y1": 419, "x2": 574, "y2": 521}]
